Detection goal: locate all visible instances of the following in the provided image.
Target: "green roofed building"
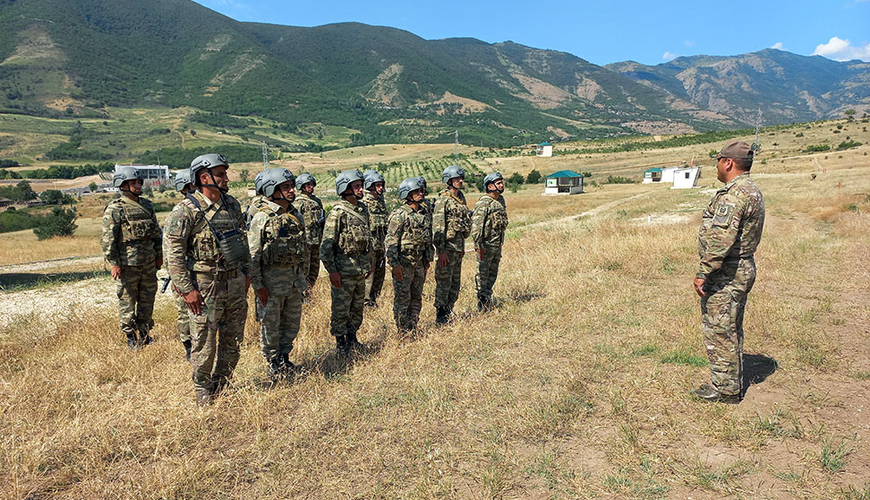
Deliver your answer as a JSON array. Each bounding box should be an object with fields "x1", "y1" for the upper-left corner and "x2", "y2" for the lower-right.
[
  {"x1": 643, "y1": 167, "x2": 663, "y2": 183},
  {"x1": 544, "y1": 170, "x2": 584, "y2": 195}
]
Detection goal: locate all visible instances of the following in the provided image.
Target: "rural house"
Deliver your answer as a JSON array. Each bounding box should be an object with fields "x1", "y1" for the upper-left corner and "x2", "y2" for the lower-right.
[
  {"x1": 536, "y1": 142, "x2": 553, "y2": 157},
  {"x1": 672, "y1": 166, "x2": 700, "y2": 189},
  {"x1": 642, "y1": 167, "x2": 662, "y2": 183},
  {"x1": 544, "y1": 170, "x2": 584, "y2": 195}
]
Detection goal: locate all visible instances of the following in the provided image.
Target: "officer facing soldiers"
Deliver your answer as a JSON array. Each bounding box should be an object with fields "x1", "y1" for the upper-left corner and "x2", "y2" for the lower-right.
[
  {"x1": 693, "y1": 141, "x2": 765, "y2": 404},
  {"x1": 249, "y1": 168, "x2": 307, "y2": 380},
  {"x1": 165, "y1": 154, "x2": 251, "y2": 405},
  {"x1": 102, "y1": 166, "x2": 162, "y2": 349},
  {"x1": 320, "y1": 170, "x2": 373, "y2": 355},
  {"x1": 166, "y1": 168, "x2": 193, "y2": 360},
  {"x1": 470, "y1": 172, "x2": 508, "y2": 311},
  {"x1": 361, "y1": 169, "x2": 388, "y2": 308},
  {"x1": 386, "y1": 177, "x2": 434, "y2": 333},
  {"x1": 433, "y1": 165, "x2": 471, "y2": 324},
  {"x1": 293, "y1": 172, "x2": 326, "y2": 297}
]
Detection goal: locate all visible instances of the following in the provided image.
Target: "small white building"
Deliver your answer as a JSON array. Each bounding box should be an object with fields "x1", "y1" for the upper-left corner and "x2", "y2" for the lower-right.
[
  {"x1": 536, "y1": 142, "x2": 553, "y2": 157},
  {"x1": 642, "y1": 168, "x2": 662, "y2": 183},
  {"x1": 672, "y1": 166, "x2": 700, "y2": 189},
  {"x1": 544, "y1": 170, "x2": 584, "y2": 195},
  {"x1": 115, "y1": 164, "x2": 170, "y2": 183},
  {"x1": 661, "y1": 166, "x2": 680, "y2": 183}
]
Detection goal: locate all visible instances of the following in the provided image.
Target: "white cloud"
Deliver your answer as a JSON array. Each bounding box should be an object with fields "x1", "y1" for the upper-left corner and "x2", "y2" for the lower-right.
[
  {"x1": 771, "y1": 42, "x2": 783, "y2": 50},
  {"x1": 812, "y1": 36, "x2": 870, "y2": 61},
  {"x1": 662, "y1": 51, "x2": 679, "y2": 61},
  {"x1": 683, "y1": 40, "x2": 695, "y2": 48}
]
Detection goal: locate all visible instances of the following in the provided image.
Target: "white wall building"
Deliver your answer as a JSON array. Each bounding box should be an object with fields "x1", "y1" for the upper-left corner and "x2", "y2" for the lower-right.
[
  {"x1": 536, "y1": 142, "x2": 553, "y2": 157},
  {"x1": 672, "y1": 166, "x2": 700, "y2": 189},
  {"x1": 544, "y1": 170, "x2": 584, "y2": 195},
  {"x1": 115, "y1": 164, "x2": 170, "y2": 183}
]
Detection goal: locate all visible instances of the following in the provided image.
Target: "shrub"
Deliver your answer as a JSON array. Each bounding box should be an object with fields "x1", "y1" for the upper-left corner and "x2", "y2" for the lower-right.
[
  {"x1": 526, "y1": 169, "x2": 542, "y2": 184},
  {"x1": 33, "y1": 207, "x2": 77, "y2": 240}
]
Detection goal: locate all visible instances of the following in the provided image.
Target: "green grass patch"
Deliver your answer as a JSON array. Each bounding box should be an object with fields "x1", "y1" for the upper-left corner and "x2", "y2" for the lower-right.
[{"x1": 660, "y1": 348, "x2": 708, "y2": 367}]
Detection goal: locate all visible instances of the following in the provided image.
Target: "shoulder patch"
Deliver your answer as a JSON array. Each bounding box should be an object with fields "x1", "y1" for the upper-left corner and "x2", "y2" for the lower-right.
[{"x1": 712, "y1": 202, "x2": 734, "y2": 226}]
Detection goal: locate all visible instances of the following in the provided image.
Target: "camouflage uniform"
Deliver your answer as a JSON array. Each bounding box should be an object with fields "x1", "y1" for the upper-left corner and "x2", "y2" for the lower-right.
[
  {"x1": 165, "y1": 192, "x2": 251, "y2": 397},
  {"x1": 320, "y1": 200, "x2": 372, "y2": 340},
  {"x1": 698, "y1": 173, "x2": 765, "y2": 397},
  {"x1": 294, "y1": 192, "x2": 326, "y2": 291},
  {"x1": 101, "y1": 195, "x2": 162, "y2": 345},
  {"x1": 248, "y1": 199, "x2": 307, "y2": 367},
  {"x1": 386, "y1": 202, "x2": 434, "y2": 332},
  {"x1": 470, "y1": 194, "x2": 508, "y2": 308},
  {"x1": 433, "y1": 188, "x2": 471, "y2": 314},
  {"x1": 361, "y1": 190, "x2": 388, "y2": 307}
]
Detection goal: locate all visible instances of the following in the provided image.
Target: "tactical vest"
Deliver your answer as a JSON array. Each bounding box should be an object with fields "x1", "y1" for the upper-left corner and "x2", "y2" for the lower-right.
[
  {"x1": 441, "y1": 191, "x2": 471, "y2": 240},
  {"x1": 187, "y1": 196, "x2": 246, "y2": 271},
  {"x1": 363, "y1": 193, "x2": 388, "y2": 243},
  {"x1": 259, "y1": 206, "x2": 306, "y2": 267},
  {"x1": 397, "y1": 204, "x2": 431, "y2": 265},
  {"x1": 295, "y1": 195, "x2": 325, "y2": 245},
  {"x1": 334, "y1": 203, "x2": 373, "y2": 256},
  {"x1": 118, "y1": 198, "x2": 159, "y2": 243}
]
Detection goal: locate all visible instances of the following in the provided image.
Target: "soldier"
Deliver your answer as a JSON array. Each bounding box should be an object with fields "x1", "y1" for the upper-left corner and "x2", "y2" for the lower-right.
[
  {"x1": 101, "y1": 166, "x2": 162, "y2": 350},
  {"x1": 320, "y1": 170, "x2": 373, "y2": 355},
  {"x1": 470, "y1": 172, "x2": 508, "y2": 311},
  {"x1": 249, "y1": 168, "x2": 307, "y2": 380},
  {"x1": 693, "y1": 141, "x2": 765, "y2": 404},
  {"x1": 245, "y1": 170, "x2": 270, "y2": 228},
  {"x1": 386, "y1": 177, "x2": 434, "y2": 333},
  {"x1": 433, "y1": 165, "x2": 471, "y2": 324},
  {"x1": 294, "y1": 172, "x2": 326, "y2": 297},
  {"x1": 361, "y1": 169, "x2": 388, "y2": 307},
  {"x1": 165, "y1": 154, "x2": 251, "y2": 406},
  {"x1": 164, "y1": 168, "x2": 193, "y2": 360}
]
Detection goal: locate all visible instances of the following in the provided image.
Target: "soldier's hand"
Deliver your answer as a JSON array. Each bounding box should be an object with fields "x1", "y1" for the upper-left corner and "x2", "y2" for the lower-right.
[
  {"x1": 255, "y1": 287, "x2": 269, "y2": 306},
  {"x1": 693, "y1": 277, "x2": 706, "y2": 298},
  {"x1": 155, "y1": 258, "x2": 163, "y2": 269},
  {"x1": 111, "y1": 265, "x2": 121, "y2": 280},
  {"x1": 184, "y1": 290, "x2": 204, "y2": 315},
  {"x1": 365, "y1": 263, "x2": 373, "y2": 279},
  {"x1": 392, "y1": 265, "x2": 404, "y2": 282},
  {"x1": 437, "y1": 252, "x2": 448, "y2": 267},
  {"x1": 329, "y1": 272, "x2": 342, "y2": 289},
  {"x1": 476, "y1": 248, "x2": 486, "y2": 260}
]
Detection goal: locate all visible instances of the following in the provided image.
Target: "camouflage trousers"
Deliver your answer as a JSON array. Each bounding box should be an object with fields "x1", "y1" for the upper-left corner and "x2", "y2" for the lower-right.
[
  {"x1": 189, "y1": 270, "x2": 248, "y2": 393},
  {"x1": 475, "y1": 246, "x2": 502, "y2": 304},
  {"x1": 116, "y1": 262, "x2": 158, "y2": 340},
  {"x1": 365, "y1": 247, "x2": 386, "y2": 307},
  {"x1": 330, "y1": 273, "x2": 366, "y2": 338},
  {"x1": 701, "y1": 258, "x2": 756, "y2": 397},
  {"x1": 173, "y1": 286, "x2": 190, "y2": 343},
  {"x1": 257, "y1": 268, "x2": 304, "y2": 361},
  {"x1": 434, "y1": 250, "x2": 464, "y2": 311},
  {"x1": 393, "y1": 264, "x2": 427, "y2": 332},
  {"x1": 303, "y1": 244, "x2": 321, "y2": 291}
]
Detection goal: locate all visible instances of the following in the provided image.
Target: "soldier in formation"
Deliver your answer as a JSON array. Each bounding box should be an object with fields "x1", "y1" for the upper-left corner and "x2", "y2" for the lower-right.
[
  {"x1": 101, "y1": 166, "x2": 162, "y2": 350},
  {"x1": 361, "y1": 170, "x2": 388, "y2": 308},
  {"x1": 386, "y1": 177, "x2": 434, "y2": 333},
  {"x1": 433, "y1": 165, "x2": 471, "y2": 325},
  {"x1": 293, "y1": 172, "x2": 326, "y2": 298},
  {"x1": 166, "y1": 168, "x2": 193, "y2": 360},
  {"x1": 320, "y1": 170, "x2": 373, "y2": 355},
  {"x1": 248, "y1": 168, "x2": 308, "y2": 380},
  {"x1": 693, "y1": 141, "x2": 765, "y2": 404},
  {"x1": 164, "y1": 154, "x2": 251, "y2": 406},
  {"x1": 470, "y1": 172, "x2": 509, "y2": 311}
]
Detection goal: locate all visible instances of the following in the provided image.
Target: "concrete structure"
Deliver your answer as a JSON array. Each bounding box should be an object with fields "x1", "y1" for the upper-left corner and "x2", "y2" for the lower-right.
[
  {"x1": 660, "y1": 166, "x2": 680, "y2": 183},
  {"x1": 544, "y1": 170, "x2": 584, "y2": 195},
  {"x1": 536, "y1": 142, "x2": 553, "y2": 157},
  {"x1": 642, "y1": 168, "x2": 662, "y2": 183},
  {"x1": 672, "y1": 166, "x2": 700, "y2": 189},
  {"x1": 115, "y1": 164, "x2": 170, "y2": 185}
]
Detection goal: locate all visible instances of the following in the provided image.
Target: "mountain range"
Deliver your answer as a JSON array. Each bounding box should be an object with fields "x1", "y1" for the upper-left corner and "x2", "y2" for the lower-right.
[{"x1": 0, "y1": 0, "x2": 867, "y2": 147}]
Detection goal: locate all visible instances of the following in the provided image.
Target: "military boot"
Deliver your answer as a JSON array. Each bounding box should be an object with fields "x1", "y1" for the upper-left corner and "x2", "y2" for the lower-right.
[
  {"x1": 692, "y1": 384, "x2": 741, "y2": 404},
  {"x1": 268, "y1": 356, "x2": 284, "y2": 383},
  {"x1": 346, "y1": 332, "x2": 363, "y2": 352},
  {"x1": 336, "y1": 335, "x2": 351, "y2": 357},
  {"x1": 435, "y1": 307, "x2": 450, "y2": 325},
  {"x1": 138, "y1": 326, "x2": 153, "y2": 347},
  {"x1": 212, "y1": 375, "x2": 229, "y2": 396},
  {"x1": 195, "y1": 388, "x2": 213, "y2": 406},
  {"x1": 182, "y1": 339, "x2": 192, "y2": 361},
  {"x1": 282, "y1": 353, "x2": 300, "y2": 375},
  {"x1": 477, "y1": 298, "x2": 492, "y2": 312}
]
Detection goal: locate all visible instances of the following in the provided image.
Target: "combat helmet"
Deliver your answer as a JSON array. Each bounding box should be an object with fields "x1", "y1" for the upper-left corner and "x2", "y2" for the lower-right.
[
  {"x1": 483, "y1": 172, "x2": 504, "y2": 191},
  {"x1": 442, "y1": 164, "x2": 465, "y2": 185},
  {"x1": 335, "y1": 169, "x2": 365, "y2": 196},
  {"x1": 398, "y1": 177, "x2": 425, "y2": 200},
  {"x1": 112, "y1": 166, "x2": 143, "y2": 188},
  {"x1": 189, "y1": 153, "x2": 229, "y2": 189},
  {"x1": 255, "y1": 168, "x2": 296, "y2": 198},
  {"x1": 296, "y1": 172, "x2": 316, "y2": 189},
  {"x1": 173, "y1": 169, "x2": 192, "y2": 192},
  {"x1": 363, "y1": 169, "x2": 385, "y2": 190}
]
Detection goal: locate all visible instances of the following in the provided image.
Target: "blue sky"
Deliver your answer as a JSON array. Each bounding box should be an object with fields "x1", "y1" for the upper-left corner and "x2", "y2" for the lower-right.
[{"x1": 196, "y1": 0, "x2": 870, "y2": 66}]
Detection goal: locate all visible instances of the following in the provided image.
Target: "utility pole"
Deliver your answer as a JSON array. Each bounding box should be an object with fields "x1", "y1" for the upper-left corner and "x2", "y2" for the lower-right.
[
  {"x1": 262, "y1": 141, "x2": 269, "y2": 170},
  {"x1": 753, "y1": 108, "x2": 762, "y2": 152},
  {"x1": 454, "y1": 130, "x2": 459, "y2": 166}
]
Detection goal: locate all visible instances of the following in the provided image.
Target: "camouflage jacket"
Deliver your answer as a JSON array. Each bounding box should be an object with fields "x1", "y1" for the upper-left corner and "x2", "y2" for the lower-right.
[
  {"x1": 244, "y1": 195, "x2": 269, "y2": 229},
  {"x1": 293, "y1": 192, "x2": 326, "y2": 246},
  {"x1": 164, "y1": 191, "x2": 251, "y2": 295},
  {"x1": 360, "y1": 191, "x2": 388, "y2": 249},
  {"x1": 248, "y1": 199, "x2": 307, "y2": 292},
  {"x1": 101, "y1": 195, "x2": 162, "y2": 267},
  {"x1": 470, "y1": 194, "x2": 508, "y2": 250},
  {"x1": 697, "y1": 173, "x2": 765, "y2": 279},
  {"x1": 433, "y1": 188, "x2": 471, "y2": 253},
  {"x1": 319, "y1": 199, "x2": 373, "y2": 276},
  {"x1": 386, "y1": 202, "x2": 434, "y2": 268}
]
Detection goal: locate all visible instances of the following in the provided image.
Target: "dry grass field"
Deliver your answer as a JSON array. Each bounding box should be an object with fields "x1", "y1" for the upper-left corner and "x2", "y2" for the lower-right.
[{"x1": 2, "y1": 120, "x2": 870, "y2": 499}]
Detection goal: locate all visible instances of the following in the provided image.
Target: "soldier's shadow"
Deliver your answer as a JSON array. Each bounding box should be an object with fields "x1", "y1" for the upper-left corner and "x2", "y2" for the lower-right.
[{"x1": 741, "y1": 353, "x2": 778, "y2": 398}]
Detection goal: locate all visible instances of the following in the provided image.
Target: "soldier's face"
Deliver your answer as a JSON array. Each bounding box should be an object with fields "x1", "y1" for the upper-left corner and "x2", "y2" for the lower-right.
[
  {"x1": 716, "y1": 157, "x2": 730, "y2": 183},
  {"x1": 125, "y1": 179, "x2": 143, "y2": 195},
  {"x1": 301, "y1": 182, "x2": 315, "y2": 194},
  {"x1": 372, "y1": 182, "x2": 385, "y2": 195},
  {"x1": 276, "y1": 181, "x2": 295, "y2": 202},
  {"x1": 349, "y1": 180, "x2": 364, "y2": 199},
  {"x1": 205, "y1": 166, "x2": 229, "y2": 190},
  {"x1": 492, "y1": 179, "x2": 505, "y2": 193},
  {"x1": 451, "y1": 177, "x2": 464, "y2": 189},
  {"x1": 409, "y1": 188, "x2": 424, "y2": 202}
]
